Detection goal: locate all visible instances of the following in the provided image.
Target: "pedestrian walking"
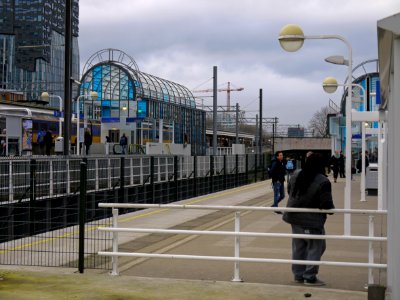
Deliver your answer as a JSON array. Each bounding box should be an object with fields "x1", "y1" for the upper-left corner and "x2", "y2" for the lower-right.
[
  {"x1": 270, "y1": 151, "x2": 286, "y2": 210},
  {"x1": 84, "y1": 128, "x2": 92, "y2": 155},
  {"x1": 329, "y1": 150, "x2": 340, "y2": 182},
  {"x1": 339, "y1": 151, "x2": 345, "y2": 178},
  {"x1": 119, "y1": 133, "x2": 128, "y2": 154},
  {"x1": 283, "y1": 153, "x2": 335, "y2": 286}
]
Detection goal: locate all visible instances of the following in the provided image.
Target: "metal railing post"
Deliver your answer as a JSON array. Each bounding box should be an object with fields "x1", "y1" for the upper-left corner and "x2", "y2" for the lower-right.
[
  {"x1": 120, "y1": 157, "x2": 125, "y2": 203},
  {"x1": 368, "y1": 215, "x2": 375, "y2": 285},
  {"x1": 254, "y1": 154, "x2": 258, "y2": 182},
  {"x1": 261, "y1": 153, "x2": 265, "y2": 181},
  {"x1": 9, "y1": 161, "x2": 13, "y2": 202},
  {"x1": 78, "y1": 159, "x2": 87, "y2": 274},
  {"x1": 193, "y1": 155, "x2": 198, "y2": 197},
  {"x1": 245, "y1": 154, "x2": 249, "y2": 183},
  {"x1": 150, "y1": 156, "x2": 155, "y2": 202},
  {"x1": 210, "y1": 155, "x2": 214, "y2": 193},
  {"x1": 95, "y1": 158, "x2": 99, "y2": 191},
  {"x1": 49, "y1": 160, "x2": 54, "y2": 196},
  {"x1": 235, "y1": 154, "x2": 239, "y2": 187},
  {"x1": 174, "y1": 156, "x2": 179, "y2": 201},
  {"x1": 223, "y1": 155, "x2": 227, "y2": 190},
  {"x1": 111, "y1": 208, "x2": 119, "y2": 275},
  {"x1": 232, "y1": 211, "x2": 243, "y2": 282},
  {"x1": 29, "y1": 159, "x2": 36, "y2": 236}
]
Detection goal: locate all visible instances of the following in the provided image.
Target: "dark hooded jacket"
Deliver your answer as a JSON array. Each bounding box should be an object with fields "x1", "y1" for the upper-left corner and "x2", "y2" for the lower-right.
[{"x1": 283, "y1": 170, "x2": 335, "y2": 229}]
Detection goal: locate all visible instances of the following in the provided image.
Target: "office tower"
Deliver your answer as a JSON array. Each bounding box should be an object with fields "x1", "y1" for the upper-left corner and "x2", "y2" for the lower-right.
[{"x1": 0, "y1": 0, "x2": 79, "y2": 103}]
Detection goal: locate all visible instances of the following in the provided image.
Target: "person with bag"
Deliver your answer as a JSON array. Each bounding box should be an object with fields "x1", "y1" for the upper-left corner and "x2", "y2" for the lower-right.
[{"x1": 283, "y1": 153, "x2": 335, "y2": 286}]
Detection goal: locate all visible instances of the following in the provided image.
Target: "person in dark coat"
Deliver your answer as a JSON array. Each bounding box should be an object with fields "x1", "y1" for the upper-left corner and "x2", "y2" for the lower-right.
[
  {"x1": 43, "y1": 130, "x2": 53, "y2": 156},
  {"x1": 283, "y1": 153, "x2": 335, "y2": 286},
  {"x1": 329, "y1": 150, "x2": 340, "y2": 183},
  {"x1": 84, "y1": 128, "x2": 92, "y2": 155},
  {"x1": 270, "y1": 151, "x2": 286, "y2": 208},
  {"x1": 357, "y1": 150, "x2": 370, "y2": 173},
  {"x1": 338, "y1": 151, "x2": 345, "y2": 178}
]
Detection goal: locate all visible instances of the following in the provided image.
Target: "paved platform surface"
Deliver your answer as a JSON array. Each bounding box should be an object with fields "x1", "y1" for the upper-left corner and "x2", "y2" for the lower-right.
[
  {"x1": 0, "y1": 266, "x2": 367, "y2": 300},
  {"x1": 0, "y1": 174, "x2": 386, "y2": 299}
]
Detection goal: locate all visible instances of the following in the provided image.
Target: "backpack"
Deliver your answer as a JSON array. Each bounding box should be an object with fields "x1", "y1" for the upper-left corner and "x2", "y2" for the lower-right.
[
  {"x1": 286, "y1": 160, "x2": 294, "y2": 170},
  {"x1": 37, "y1": 131, "x2": 44, "y2": 144}
]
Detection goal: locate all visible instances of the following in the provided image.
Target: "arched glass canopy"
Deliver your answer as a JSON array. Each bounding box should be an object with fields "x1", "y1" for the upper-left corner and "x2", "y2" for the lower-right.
[{"x1": 80, "y1": 49, "x2": 196, "y2": 109}]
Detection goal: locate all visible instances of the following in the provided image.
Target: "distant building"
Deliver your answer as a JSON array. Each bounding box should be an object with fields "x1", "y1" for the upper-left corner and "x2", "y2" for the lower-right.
[
  {"x1": 287, "y1": 127, "x2": 304, "y2": 137},
  {"x1": 0, "y1": 0, "x2": 80, "y2": 102}
]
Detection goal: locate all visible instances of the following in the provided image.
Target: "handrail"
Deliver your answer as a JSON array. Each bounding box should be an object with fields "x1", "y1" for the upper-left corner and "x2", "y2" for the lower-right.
[
  {"x1": 98, "y1": 204, "x2": 387, "y2": 284},
  {"x1": 98, "y1": 203, "x2": 387, "y2": 215}
]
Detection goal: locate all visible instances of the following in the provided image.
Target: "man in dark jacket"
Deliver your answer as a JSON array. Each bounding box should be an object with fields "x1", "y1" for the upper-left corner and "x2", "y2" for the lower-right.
[
  {"x1": 283, "y1": 153, "x2": 335, "y2": 286},
  {"x1": 270, "y1": 151, "x2": 286, "y2": 208}
]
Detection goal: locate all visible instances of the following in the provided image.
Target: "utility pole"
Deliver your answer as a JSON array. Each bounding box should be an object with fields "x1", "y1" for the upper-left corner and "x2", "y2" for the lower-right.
[
  {"x1": 213, "y1": 66, "x2": 217, "y2": 155},
  {"x1": 64, "y1": 0, "x2": 72, "y2": 155},
  {"x1": 235, "y1": 103, "x2": 239, "y2": 144},
  {"x1": 259, "y1": 89, "x2": 262, "y2": 155}
]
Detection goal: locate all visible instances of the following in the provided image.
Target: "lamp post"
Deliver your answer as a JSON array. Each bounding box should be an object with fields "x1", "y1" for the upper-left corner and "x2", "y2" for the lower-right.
[
  {"x1": 41, "y1": 92, "x2": 63, "y2": 137},
  {"x1": 75, "y1": 91, "x2": 98, "y2": 155},
  {"x1": 322, "y1": 77, "x2": 368, "y2": 202},
  {"x1": 279, "y1": 24, "x2": 353, "y2": 235}
]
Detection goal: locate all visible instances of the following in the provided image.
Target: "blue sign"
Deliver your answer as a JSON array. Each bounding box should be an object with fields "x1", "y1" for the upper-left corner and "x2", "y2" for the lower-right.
[
  {"x1": 376, "y1": 80, "x2": 381, "y2": 105},
  {"x1": 101, "y1": 117, "x2": 120, "y2": 123},
  {"x1": 53, "y1": 111, "x2": 63, "y2": 118},
  {"x1": 126, "y1": 117, "x2": 144, "y2": 123}
]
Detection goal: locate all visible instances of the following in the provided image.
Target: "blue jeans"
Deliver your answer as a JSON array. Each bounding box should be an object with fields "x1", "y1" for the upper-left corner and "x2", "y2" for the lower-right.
[
  {"x1": 291, "y1": 224, "x2": 326, "y2": 280},
  {"x1": 272, "y1": 181, "x2": 285, "y2": 207}
]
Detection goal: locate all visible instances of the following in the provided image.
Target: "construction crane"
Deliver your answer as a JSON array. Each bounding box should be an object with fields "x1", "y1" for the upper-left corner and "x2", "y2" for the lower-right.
[{"x1": 192, "y1": 82, "x2": 244, "y2": 110}]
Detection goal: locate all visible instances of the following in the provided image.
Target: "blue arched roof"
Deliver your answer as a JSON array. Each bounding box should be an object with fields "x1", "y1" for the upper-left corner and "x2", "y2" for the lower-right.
[{"x1": 80, "y1": 61, "x2": 196, "y2": 109}]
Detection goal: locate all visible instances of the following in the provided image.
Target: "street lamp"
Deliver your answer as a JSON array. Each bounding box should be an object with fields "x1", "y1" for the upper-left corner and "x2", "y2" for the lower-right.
[
  {"x1": 279, "y1": 24, "x2": 353, "y2": 235},
  {"x1": 41, "y1": 92, "x2": 63, "y2": 137},
  {"x1": 322, "y1": 77, "x2": 368, "y2": 202},
  {"x1": 75, "y1": 91, "x2": 98, "y2": 155}
]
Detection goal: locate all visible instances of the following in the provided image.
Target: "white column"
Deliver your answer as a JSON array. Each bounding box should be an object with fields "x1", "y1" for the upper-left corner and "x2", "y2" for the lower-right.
[
  {"x1": 360, "y1": 122, "x2": 366, "y2": 202},
  {"x1": 387, "y1": 37, "x2": 400, "y2": 300},
  {"x1": 377, "y1": 120, "x2": 384, "y2": 210}
]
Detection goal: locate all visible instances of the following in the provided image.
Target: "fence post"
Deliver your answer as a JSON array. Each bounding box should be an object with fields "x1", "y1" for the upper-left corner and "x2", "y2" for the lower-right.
[
  {"x1": 150, "y1": 156, "x2": 155, "y2": 203},
  {"x1": 29, "y1": 159, "x2": 37, "y2": 236},
  {"x1": 223, "y1": 155, "x2": 227, "y2": 190},
  {"x1": 78, "y1": 159, "x2": 87, "y2": 274},
  {"x1": 254, "y1": 154, "x2": 258, "y2": 182},
  {"x1": 111, "y1": 208, "x2": 119, "y2": 276},
  {"x1": 210, "y1": 155, "x2": 214, "y2": 193},
  {"x1": 119, "y1": 157, "x2": 125, "y2": 204},
  {"x1": 261, "y1": 153, "x2": 265, "y2": 181},
  {"x1": 235, "y1": 154, "x2": 239, "y2": 187},
  {"x1": 193, "y1": 156, "x2": 198, "y2": 197},
  {"x1": 245, "y1": 154, "x2": 249, "y2": 184},
  {"x1": 174, "y1": 156, "x2": 179, "y2": 201},
  {"x1": 232, "y1": 212, "x2": 242, "y2": 282}
]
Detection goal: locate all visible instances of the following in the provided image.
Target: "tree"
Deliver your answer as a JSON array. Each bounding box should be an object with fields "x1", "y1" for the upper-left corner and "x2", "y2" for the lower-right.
[{"x1": 308, "y1": 105, "x2": 330, "y2": 137}]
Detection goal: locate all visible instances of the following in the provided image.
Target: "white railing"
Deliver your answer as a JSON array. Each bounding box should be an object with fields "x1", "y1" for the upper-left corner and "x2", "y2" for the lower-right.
[
  {"x1": 0, "y1": 154, "x2": 255, "y2": 203},
  {"x1": 98, "y1": 203, "x2": 387, "y2": 283}
]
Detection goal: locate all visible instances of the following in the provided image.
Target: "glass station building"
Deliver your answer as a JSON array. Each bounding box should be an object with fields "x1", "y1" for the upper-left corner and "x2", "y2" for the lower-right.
[{"x1": 80, "y1": 49, "x2": 206, "y2": 155}]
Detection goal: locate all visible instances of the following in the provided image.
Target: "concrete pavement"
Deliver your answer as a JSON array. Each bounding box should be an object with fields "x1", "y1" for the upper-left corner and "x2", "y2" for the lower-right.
[{"x1": 0, "y1": 174, "x2": 386, "y2": 299}]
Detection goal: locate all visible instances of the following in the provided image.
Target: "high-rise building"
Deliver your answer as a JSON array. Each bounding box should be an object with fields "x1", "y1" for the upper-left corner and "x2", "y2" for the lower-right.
[{"x1": 0, "y1": 0, "x2": 79, "y2": 103}]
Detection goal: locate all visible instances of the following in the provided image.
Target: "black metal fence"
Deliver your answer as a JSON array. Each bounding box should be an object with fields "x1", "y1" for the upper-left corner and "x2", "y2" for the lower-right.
[{"x1": 0, "y1": 153, "x2": 269, "y2": 271}]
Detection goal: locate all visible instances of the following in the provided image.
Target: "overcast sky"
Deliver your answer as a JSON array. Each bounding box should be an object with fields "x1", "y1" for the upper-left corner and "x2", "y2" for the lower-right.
[{"x1": 78, "y1": 0, "x2": 399, "y2": 127}]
